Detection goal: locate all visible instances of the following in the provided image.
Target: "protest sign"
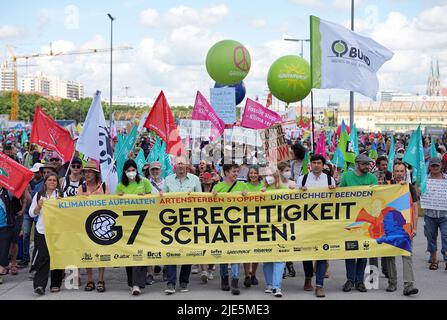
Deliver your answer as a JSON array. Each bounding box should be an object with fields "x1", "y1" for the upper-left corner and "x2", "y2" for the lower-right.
[
  {"x1": 420, "y1": 179, "x2": 447, "y2": 211},
  {"x1": 210, "y1": 87, "x2": 236, "y2": 124}
]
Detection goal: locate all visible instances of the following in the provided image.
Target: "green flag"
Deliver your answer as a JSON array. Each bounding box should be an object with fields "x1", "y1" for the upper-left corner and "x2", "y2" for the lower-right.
[
  {"x1": 337, "y1": 120, "x2": 355, "y2": 169},
  {"x1": 301, "y1": 149, "x2": 309, "y2": 175},
  {"x1": 349, "y1": 123, "x2": 359, "y2": 156}
]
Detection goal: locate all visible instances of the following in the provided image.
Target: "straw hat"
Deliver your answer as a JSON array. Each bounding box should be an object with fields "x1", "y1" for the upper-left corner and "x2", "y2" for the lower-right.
[{"x1": 82, "y1": 160, "x2": 100, "y2": 173}]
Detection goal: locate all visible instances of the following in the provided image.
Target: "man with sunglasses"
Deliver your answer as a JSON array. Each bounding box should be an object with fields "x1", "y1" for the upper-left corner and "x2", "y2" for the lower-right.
[
  {"x1": 47, "y1": 153, "x2": 66, "y2": 177},
  {"x1": 147, "y1": 161, "x2": 164, "y2": 194},
  {"x1": 340, "y1": 154, "x2": 378, "y2": 293},
  {"x1": 60, "y1": 158, "x2": 84, "y2": 197}
]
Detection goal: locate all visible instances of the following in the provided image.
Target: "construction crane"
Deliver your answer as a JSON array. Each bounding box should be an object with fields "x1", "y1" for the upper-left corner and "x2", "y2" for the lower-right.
[{"x1": 6, "y1": 43, "x2": 132, "y2": 120}]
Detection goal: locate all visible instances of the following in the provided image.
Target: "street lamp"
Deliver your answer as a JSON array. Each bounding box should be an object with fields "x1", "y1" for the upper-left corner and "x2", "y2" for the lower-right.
[{"x1": 107, "y1": 13, "x2": 115, "y2": 133}]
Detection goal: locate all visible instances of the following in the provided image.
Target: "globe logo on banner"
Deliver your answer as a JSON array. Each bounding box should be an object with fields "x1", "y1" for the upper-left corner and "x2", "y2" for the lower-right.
[{"x1": 85, "y1": 210, "x2": 123, "y2": 245}]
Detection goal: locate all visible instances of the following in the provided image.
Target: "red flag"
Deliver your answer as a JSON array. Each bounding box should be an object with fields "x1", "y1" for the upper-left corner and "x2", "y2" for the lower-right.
[
  {"x1": 143, "y1": 91, "x2": 185, "y2": 156},
  {"x1": 0, "y1": 152, "x2": 33, "y2": 197},
  {"x1": 30, "y1": 106, "x2": 75, "y2": 162},
  {"x1": 299, "y1": 116, "x2": 311, "y2": 129}
]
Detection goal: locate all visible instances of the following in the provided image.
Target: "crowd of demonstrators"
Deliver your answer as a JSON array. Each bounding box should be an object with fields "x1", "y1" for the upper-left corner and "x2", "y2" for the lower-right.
[{"x1": 2, "y1": 126, "x2": 447, "y2": 298}]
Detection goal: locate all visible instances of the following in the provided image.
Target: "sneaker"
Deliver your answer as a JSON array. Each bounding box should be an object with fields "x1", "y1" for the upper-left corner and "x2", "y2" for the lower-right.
[
  {"x1": 180, "y1": 282, "x2": 189, "y2": 292},
  {"x1": 200, "y1": 271, "x2": 208, "y2": 284},
  {"x1": 131, "y1": 286, "x2": 141, "y2": 296},
  {"x1": 34, "y1": 287, "x2": 45, "y2": 296},
  {"x1": 386, "y1": 283, "x2": 397, "y2": 292},
  {"x1": 264, "y1": 285, "x2": 273, "y2": 294},
  {"x1": 17, "y1": 260, "x2": 29, "y2": 268},
  {"x1": 165, "y1": 284, "x2": 175, "y2": 295},
  {"x1": 207, "y1": 270, "x2": 214, "y2": 280},
  {"x1": 342, "y1": 280, "x2": 354, "y2": 292},
  {"x1": 146, "y1": 274, "x2": 155, "y2": 285},
  {"x1": 272, "y1": 288, "x2": 283, "y2": 297},
  {"x1": 403, "y1": 284, "x2": 419, "y2": 296},
  {"x1": 250, "y1": 275, "x2": 259, "y2": 285},
  {"x1": 243, "y1": 276, "x2": 251, "y2": 288},
  {"x1": 355, "y1": 282, "x2": 367, "y2": 293},
  {"x1": 191, "y1": 265, "x2": 199, "y2": 274},
  {"x1": 286, "y1": 262, "x2": 296, "y2": 277}
]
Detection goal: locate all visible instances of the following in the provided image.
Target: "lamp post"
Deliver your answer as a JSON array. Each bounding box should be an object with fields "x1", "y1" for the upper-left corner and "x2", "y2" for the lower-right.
[{"x1": 107, "y1": 13, "x2": 115, "y2": 133}]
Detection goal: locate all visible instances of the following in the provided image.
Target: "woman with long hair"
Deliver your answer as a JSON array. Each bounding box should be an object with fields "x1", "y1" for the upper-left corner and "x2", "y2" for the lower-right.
[
  {"x1": 29, "y1": 173, "x2": 63, "y2": 295},
  {"x1": 116, "y1": 159, "x2": 152, "y2": 296}
]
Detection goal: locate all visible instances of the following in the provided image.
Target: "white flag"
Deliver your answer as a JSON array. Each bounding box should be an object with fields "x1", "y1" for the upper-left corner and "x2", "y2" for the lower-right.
[
  {"x1": 76, "y1": 91, "x2": 118, "y2": 193},
  {"x1": 310, "y1": 16, "x2": 394, "y2": 100}
]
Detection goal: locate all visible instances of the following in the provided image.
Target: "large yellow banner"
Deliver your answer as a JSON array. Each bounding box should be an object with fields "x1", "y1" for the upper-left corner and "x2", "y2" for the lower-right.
[{"x1": 43, "y1": 184, "x2": 413, "y2": 269}]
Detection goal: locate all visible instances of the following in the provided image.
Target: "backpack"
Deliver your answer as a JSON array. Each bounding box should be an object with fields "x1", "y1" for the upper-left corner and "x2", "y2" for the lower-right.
[
  {"x1": 63, "y1": 176, "x2": 85, "y2": 194},
  {"x1": 301, "y1": 173, "x2": 333, "y2": 187}
]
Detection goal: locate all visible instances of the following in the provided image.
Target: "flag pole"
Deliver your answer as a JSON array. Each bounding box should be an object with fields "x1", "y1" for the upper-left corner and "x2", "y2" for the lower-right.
[
  {"x1": 310, "y1": 91, "x2": 316, "y2": 154},
  {"x1": 349, "y1": 0, "x2": 355, "y2": 129}
]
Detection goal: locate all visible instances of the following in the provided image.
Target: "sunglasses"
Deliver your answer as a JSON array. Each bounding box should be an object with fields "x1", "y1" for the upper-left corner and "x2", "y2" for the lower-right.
[
  {"x1": 50, "y1": 158, "x2": 60, "y2": 162},
  {"x1": 71, "y1": 165, "x2": 82, "y2": 169}
]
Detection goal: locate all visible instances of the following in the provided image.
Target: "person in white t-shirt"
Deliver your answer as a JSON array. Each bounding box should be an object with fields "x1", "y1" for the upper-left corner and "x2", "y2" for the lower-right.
[{"x1": 297, "y1": 154, "x2": 336, "y2": 298}]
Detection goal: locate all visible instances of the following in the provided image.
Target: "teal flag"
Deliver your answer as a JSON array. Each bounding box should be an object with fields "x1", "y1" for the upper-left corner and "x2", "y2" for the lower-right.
[
  {"x1": 146, "y1": 136, "x2": 162, "y2": 164},
  {"x1": 21, "y1": 130, "x2": 28, "y2": 145},
  {"x1": 430, "y1": 137, "x2": 438, "y2": 159},
  {"x1": 403, "y1": 126, "x2": 427, "y2": 193},
  {"x1": 332, "y1": 147, "x2": 345, "y2": 169},
  {"x1": 387, "y1": 135, "x2": 395, "y2": 172},
  {"x1": 349, "y1": 123, "x2": 359, "y2": 156},
  {"x1": 135, "y1": 149, "x2": 147, "y2": 175},
  {"x1": 116, "y1": 125, "x2": 138, "y2": 181}
]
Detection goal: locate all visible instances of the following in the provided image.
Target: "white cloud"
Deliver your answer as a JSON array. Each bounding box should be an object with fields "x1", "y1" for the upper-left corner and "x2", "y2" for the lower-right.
[
  {"x1": 332, "y1": 0, "x2": 362, "y2": 10},
  {"x1": 250, "y1": 19, "x2": 267, "y2": 29},
  {"x1": 290, "y1": 0, "x2": 324, "y2": 7},
  {"x1": 139, "y1": 4, "x2": 229, "y2": 29},
  {"x1": 0, "y1": 25, "x2": 25, "y2": 39},
  {"x1": 139, "y1": 8, "x2": 160, "y2": 27},
  {"x1": 417, "y1": 5, "x2": 447, "y2": 31}
]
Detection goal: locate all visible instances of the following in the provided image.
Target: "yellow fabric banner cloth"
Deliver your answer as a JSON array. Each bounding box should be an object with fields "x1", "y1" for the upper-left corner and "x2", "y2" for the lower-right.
[{"x1": 43, "y1": 184, "x2": 412, "y2": 269}]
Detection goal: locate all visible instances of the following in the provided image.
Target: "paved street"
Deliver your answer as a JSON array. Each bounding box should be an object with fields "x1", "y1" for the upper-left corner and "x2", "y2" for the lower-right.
[{"x1": 0, "y1": 218, "x2": 446, "y2": 300}]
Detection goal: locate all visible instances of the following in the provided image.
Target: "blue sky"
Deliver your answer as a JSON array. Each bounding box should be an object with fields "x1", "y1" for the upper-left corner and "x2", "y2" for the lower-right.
[{"x1": 1, "y1": 0, "x2": 446, "y2": 107}]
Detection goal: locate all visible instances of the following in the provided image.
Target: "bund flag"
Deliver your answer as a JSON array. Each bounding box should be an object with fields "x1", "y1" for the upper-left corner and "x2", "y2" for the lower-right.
[{"x1": 30, "y1": 106, "x2": 75, "y2": 162}]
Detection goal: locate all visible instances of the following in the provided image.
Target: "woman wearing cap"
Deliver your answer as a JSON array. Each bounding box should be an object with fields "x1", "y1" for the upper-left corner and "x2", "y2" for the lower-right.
[
  {"x1": 78, "y1": 160, "x2": 110, "y2": 293},
  {"x1": 116, "y1": 159, "x2": 152, "y2": 296}
]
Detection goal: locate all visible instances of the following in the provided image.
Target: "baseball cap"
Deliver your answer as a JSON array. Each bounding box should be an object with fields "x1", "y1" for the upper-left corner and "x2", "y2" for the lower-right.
[
  {"x1": 429, "y1": 157, "x2": 442, "y2": 166},
  {"x1": 30, "y1": 163, "x2": 44, "y2": 173},
  {"x1": 71, "y1": 157, "x2": 82, "y2": 165},
  {"x1": 355, "y1": 154, "x2": 373, "y2": 163},
  {"x1": 150, "y1": 161, "x2": 162, "y2": 170}
]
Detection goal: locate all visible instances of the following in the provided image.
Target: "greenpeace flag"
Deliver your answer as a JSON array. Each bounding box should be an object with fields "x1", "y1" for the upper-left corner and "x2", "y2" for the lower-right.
[
  {"x1": 240, "y1": 98, "x2": 282, "y2": 129},
  {"x1": 310, "y1": 16, "x2": 394, "y2": 100},
  {"x1": 143, "y1": 91, "x2": 185, "y2": 156},
  {"x1": 76, "y1": 91, "x2": 118, "y2": 193},
  {"x1": 30, "y1": 106, "x2": 75, "y2": 162},
  {"x1": 0, "y1": 152, "x2": 33, "y2": 197},
  {"x1": 192, "y1": 91, "x2": 225, "y2": 141}
]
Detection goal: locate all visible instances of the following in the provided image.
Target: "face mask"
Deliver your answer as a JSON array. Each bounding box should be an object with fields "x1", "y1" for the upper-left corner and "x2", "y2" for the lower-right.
[
  {"x1": 282, "y1": 171, "x2": 292, "y2": 180},
  {"x1": 265, "y1": 176, "x2": 276, "y2": 185},
  {"x1": 126, "y1": 171, "x2": 137, "y2": 180}
]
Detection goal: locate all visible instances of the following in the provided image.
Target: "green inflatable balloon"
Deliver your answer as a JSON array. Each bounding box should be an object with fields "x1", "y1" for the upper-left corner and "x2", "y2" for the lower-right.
[
  {"x1": 206, "y1": 40, "x2": 251, "y2": 85},
  {"x1": 267, "y1": 55, "x2": 311, "y2": 103}
]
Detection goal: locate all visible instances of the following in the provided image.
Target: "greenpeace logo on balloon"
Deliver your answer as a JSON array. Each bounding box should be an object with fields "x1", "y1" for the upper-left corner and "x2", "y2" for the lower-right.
[
  {"x1": 278, "y1": 73, "x2": 308, "y2": 80},
  {"x1": 229, "y1": 70, "x2": 248, "y2": 77},
  {"x1": 331, "y1": 40, "x2": 371, "y2": 66}
]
